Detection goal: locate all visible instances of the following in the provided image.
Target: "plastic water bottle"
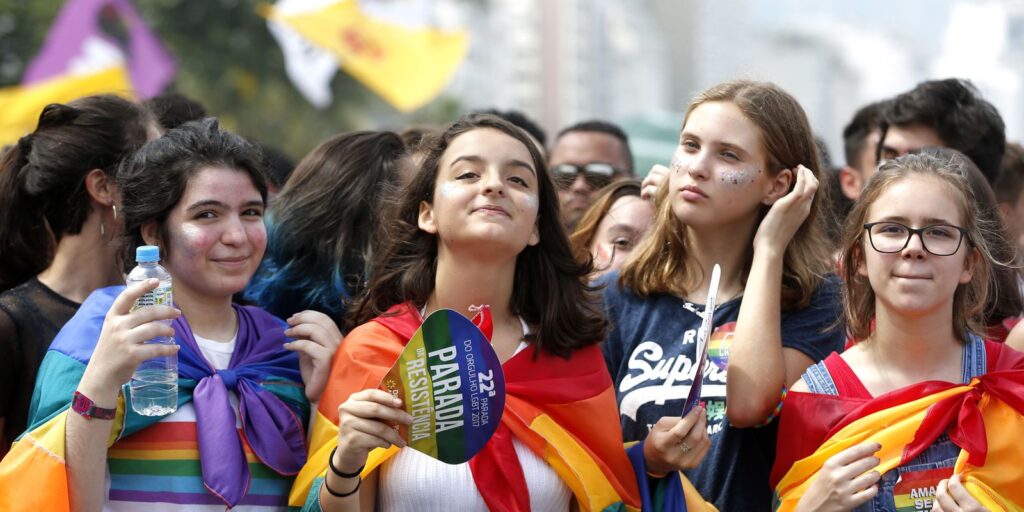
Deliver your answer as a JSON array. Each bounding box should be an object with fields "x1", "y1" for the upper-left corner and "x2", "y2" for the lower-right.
[{"x1": 127, "y1": 245, "x2": 178, "y2": 416}]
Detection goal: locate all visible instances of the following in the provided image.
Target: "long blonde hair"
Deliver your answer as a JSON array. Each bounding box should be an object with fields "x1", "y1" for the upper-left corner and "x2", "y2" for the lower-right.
[{"x1": 619, "y1": 80, "x2": 833, "y2": 309}]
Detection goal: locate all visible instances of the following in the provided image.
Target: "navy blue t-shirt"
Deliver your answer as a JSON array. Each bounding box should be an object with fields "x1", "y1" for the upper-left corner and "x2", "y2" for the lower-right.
[{"x1": 600, "y1": 272, "x2": 844, "y2": 512}]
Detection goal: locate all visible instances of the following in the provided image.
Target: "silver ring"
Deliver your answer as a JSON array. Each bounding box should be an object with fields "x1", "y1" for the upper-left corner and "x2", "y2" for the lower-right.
[{"x1": 680, "y1": 442, "x2": 691, "y2": 453}]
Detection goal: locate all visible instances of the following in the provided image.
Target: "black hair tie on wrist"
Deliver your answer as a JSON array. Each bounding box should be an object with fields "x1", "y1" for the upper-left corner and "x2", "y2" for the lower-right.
[
  {"x1": 324, "y1": 474, "x2": 361, "y2": 498},
  {"x1": 329, "y1": 446, "x2": 365, "y2": 478}
]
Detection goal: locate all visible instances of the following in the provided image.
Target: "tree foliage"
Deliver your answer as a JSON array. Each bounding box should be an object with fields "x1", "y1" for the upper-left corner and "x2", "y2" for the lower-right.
[{"x1": 0, "y1": 0, "x2": 462, "y2": 159}]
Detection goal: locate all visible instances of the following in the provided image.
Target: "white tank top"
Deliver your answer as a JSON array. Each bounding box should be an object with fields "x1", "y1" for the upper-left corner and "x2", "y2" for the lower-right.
[
  {"x1": 377, "y1": 436, "x2": 572, "y2": 511},
  {"x1": 378, "y1": 314, "x2": 572, "y2": 511}
]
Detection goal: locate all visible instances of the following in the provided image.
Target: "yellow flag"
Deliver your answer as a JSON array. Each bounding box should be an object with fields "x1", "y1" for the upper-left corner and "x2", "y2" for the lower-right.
[
  {"x1": 267, "y1": 0, "x2": 469, "y2": 112},
  {"x1": 0, "y1": 66, "x2": 132, "y2": 146}
]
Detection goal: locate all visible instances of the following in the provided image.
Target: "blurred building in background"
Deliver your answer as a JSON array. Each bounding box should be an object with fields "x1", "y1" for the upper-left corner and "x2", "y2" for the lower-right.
[
  {"x1": 9, "y1": 0, "x2": 1018, "y2": 169},
  {"x1": 446, "y1": 0, "x2": 1024, "y2": 174},
  {"x1": 683, "y1": 0, "x2": 1024, "y2": 169},
  {"x1": 452, "y1": 0, "x2": 669, "y2": 144}
]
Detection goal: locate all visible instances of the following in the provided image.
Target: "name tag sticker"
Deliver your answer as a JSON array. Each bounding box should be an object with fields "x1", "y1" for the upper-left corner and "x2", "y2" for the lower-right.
[
  {"x1": 892, "y1": 467, "x2": 954, "y2": 512},
  {"x1": 379, "y1": 309, "x2": 506, "y2": 464}
]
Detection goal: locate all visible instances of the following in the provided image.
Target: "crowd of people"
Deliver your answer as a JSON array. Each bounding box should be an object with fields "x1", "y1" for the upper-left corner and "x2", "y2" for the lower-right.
[{"x1": 0, "y1": 76, "x2": 1022, "y2": 511}]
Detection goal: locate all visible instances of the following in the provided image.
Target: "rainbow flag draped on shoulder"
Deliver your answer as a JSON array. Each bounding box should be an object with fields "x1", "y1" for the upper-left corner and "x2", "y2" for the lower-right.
[
  {"x1": 0, "y1": 286, "x2": 309, "y2": 510},
  {"x1": 772, "y1": 341, "x2": 1024, "y2": 511},
  {"x1": 291, "y1": 302, "x2": 714, "y2": 511}
]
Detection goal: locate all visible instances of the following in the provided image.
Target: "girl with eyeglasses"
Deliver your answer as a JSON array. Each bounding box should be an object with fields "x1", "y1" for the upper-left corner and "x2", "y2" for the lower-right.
[
  {"x1": 600, "y1": 79, "x2": 845, "y2": 511},
  {"x1": 772, "y1": 152, "x2": 1024, "y2": 511}
]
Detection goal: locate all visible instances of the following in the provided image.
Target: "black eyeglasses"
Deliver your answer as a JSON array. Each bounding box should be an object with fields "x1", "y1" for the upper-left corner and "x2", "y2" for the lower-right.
[
  {"x1": 550, "y1": 163, "x2": 623, "y2": 190},
  {"x1": 863, "y1": 222, "x2": 968, "y2": 256}
]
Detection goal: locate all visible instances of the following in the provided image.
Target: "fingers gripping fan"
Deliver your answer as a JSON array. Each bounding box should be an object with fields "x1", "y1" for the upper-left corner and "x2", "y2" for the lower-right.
[{"x1": 379, "y1": 309, "x2": 506, "y2": 464}]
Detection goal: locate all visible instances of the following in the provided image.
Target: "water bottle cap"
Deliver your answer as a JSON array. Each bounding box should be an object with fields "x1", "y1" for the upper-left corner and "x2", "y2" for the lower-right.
[{"x1": 136, "y1": 245, "x2": 160, "y2": 262}]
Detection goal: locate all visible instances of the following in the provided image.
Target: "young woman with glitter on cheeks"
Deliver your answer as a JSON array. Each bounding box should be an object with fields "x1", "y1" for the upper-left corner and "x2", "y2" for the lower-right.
[
  {"x1": 0, "y1": 119, "x2": 340, "y2": 510},
  {"x1": 601, "y1": 79, "x2": 845, "y2": 511}
]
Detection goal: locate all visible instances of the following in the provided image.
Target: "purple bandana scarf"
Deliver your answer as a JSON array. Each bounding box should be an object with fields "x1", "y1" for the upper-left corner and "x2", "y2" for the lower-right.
[{"x1": 172, "y1": 304, "x2": 307, "y2": 506}]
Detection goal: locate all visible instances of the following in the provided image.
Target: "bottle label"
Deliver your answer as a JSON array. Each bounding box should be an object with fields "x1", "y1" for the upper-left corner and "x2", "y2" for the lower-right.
[{"x1": 131, "y1": 285, "x2": 172, "y2": 312}]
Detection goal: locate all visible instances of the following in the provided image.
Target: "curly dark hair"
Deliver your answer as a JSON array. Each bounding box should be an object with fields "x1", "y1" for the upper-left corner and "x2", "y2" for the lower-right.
[{"x1": 117, "y1": 118, "x2": 267, "y2": 271}]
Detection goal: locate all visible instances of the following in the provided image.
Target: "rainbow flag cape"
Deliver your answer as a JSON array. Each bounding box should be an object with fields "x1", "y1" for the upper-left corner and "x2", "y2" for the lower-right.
[
  {"x1": 772, "y1": 341, "x2": 1024, "y2": 511},
  {"x1": 290, "y1": 302, "x2": 717, "y2": 511},
  {"x1": 0, "y1": 286, "x2": 309, "y2": 510},
  {"x1": 290, "y1": 302, "x2": 641, "y2": 511}
]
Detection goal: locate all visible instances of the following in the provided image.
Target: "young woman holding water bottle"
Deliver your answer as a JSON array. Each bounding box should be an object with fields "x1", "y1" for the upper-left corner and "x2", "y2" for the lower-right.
[{"x1": 0, "y1": 119, "x2": 340, "y2": 511}]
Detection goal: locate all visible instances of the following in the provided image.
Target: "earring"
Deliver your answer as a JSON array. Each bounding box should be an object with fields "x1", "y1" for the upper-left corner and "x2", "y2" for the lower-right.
[{"x1": 112, "y1": 204, "x2": 117, "y2": 221}]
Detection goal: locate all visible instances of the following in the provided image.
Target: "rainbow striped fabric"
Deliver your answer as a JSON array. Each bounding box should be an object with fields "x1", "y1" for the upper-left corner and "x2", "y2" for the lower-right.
[
  {"x1": 0, "y1": 286, "x2": 309, "y2": 511},
  {"x1": 772, "y1": 341, "x2": 1024, "y2": 511},
  {"x1": 105, "y1": 405, "x2": 293, "y2": 507}
]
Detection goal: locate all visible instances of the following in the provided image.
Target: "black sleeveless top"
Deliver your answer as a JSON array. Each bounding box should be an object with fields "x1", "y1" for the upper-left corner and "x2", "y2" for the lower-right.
[{"x1": 0, "y1": 278, "x2": 80, "y2": 448}]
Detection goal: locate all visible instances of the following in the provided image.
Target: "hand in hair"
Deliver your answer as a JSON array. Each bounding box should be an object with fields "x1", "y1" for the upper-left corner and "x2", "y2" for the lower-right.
[
  {"x1": 640, "y1": 164, "x2": 669, "y2": 201},
  {"x1": 79, "y1": 279, "x2": 181, "y2": 399},
  {"x1": 794, "y1": 442, "x2": 881, "y2": 512},
  {"x1": 932, "y1": 474, "x2": 989, "y2": 512},
  {"x1": 641, "y1": 406, "x2": 710, "y2": 475},
  {"x1": 753, "y1": 165, "x2": 818, "y2": 255},
  {"x1": 283, "y1": 310, "x2": 343, "y2": 403}
]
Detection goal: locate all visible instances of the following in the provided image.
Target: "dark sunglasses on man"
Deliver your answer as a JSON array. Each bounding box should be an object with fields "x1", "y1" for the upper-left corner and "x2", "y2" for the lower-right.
[{"x1": 551, "y1": 163, "x2": 623, "y2": 190}]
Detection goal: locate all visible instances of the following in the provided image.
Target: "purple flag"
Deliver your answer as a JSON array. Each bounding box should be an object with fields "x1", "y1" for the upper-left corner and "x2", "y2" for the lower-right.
[{"x1": 23, "y1": 0, "x2": 175, "y2": 98}]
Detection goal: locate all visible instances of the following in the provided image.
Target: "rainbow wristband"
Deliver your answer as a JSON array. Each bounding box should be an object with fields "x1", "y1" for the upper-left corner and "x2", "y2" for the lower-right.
[{"x1": 757, "y1": 386, "x2": 787, "y2": 427}]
